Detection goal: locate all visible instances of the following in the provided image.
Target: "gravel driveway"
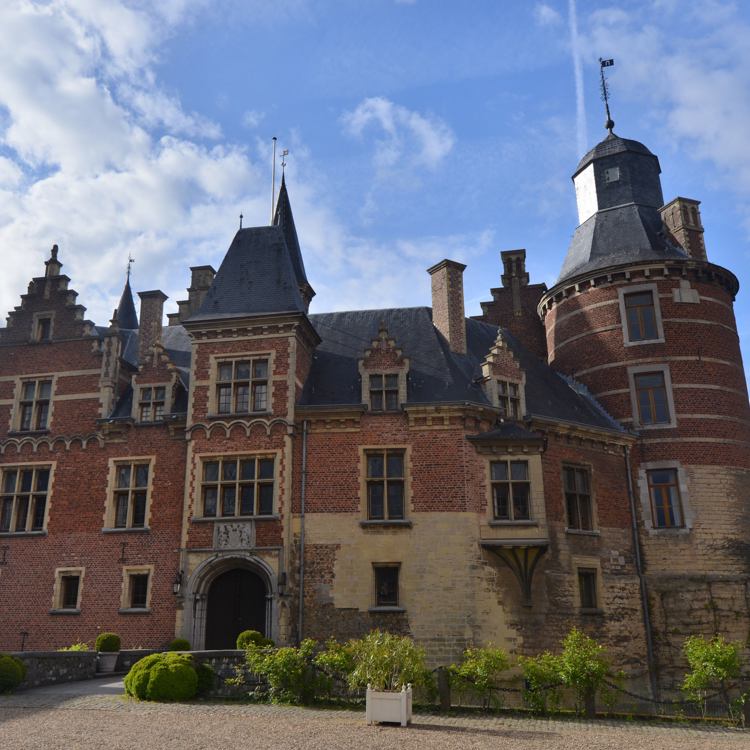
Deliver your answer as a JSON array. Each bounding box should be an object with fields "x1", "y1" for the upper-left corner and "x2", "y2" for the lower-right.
[{"x1": 0, "y1": 677, "x2": 746, "y2": 750}]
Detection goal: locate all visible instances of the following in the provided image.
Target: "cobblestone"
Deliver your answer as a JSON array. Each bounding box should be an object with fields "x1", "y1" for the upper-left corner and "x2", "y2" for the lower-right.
[{"x1": 0, "y1": 678, "x2": 747, "y2": 750}]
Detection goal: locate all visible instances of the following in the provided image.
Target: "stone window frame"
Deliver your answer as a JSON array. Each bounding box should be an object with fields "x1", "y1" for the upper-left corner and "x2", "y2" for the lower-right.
[
  {"x1": 484, "y1": 452, "x2": 544, "y2": 528},
  {"x1": 0, "y1": 461, "x2": 55, "y2": 536},
  {"x1": 119, "y1": 564, "x2": 154, "y2": 613},
  {"x1": 485, "y1": 375, "x2": 527, "y2": 420},
  {"x1": 31, "y1": 311, "x2": 55, "y2": 343},
  {"x1": 370, "y1": 562, "x2": 404, "y2": 612},
  {"x1": 561, "y1": 462, "x2": 599, "y2": 535},
  {"x1": 51, "y1": 566, "x2": 85, "y2": 614},
  {"x1": 193, "y1": 450, "x2": 281, "y2": 521},
  {"x1": 627, "y1": 363, "x2": 677, "y2": 430},
  {"x1": 359, "y1": 367, "x2": 408, "y2": 413},
  {"x1": 102, "y1": 456, "x2": 155, "y2": 532},
  {"x1": 617, "y1": 283, "x2": 665, "y2": 347},
  {"x1": 358, "y1": 445, "x2": 412, "y2": 528},
  {"x1": 11, "y1": 375, "x2": 56, "y2": 433},
  {"x1": 637, "y1": 461, "x2": 693, "y2": 535},
  {"x1": 489, "y1": 457, "x2": 531, "y2": 522},
  {"x1": 207, "y1": 351, "x2": 275, "y2": 418},
  {"x1": 132, "y1": 382, "x2": 172, "y2": 423},
  {"x1": 571, "y1": 556, "x2": 603, "y2": 614}
]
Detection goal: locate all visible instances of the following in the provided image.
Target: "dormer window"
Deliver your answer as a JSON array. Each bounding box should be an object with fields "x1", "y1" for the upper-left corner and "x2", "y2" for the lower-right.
[
  {"x1": 369, "y1": 374, "x2": 399, "y2": 411},
  {"x1": 497, "y1": 380, "x2": 521, "y2": 420},
  {"x1": 139, "y1": 386, "x2": 166, "y2": 422},
  {"x1": 216, "y1": 358, "x2": 268, "y2": 415}
]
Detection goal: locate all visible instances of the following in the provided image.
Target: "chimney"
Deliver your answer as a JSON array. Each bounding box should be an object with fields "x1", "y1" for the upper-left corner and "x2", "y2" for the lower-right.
[
  {"x1": 427, "y1": 259, "x2": 467, "y2": 354},
  {"x1": 660, "y1": 197, "x2": 707, "y2": 262},
  {"x1": 137, "y1": 290, "x2": 168, "y2": 364},
  {"x1": 187, "y1": 265, "x2": 216, "y2": 315},
  {"x1": 500, "y1": 249, "x2": 529, "y2": 316}
]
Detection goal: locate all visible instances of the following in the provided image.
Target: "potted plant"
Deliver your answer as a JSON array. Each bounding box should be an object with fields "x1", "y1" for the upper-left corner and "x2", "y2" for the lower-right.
[
  {"x1": 95, "y1": 632, "x2": 121, "y2": 673},
  {"x1": 348, "y1": 630, "x2": 429, "y2": 726}
]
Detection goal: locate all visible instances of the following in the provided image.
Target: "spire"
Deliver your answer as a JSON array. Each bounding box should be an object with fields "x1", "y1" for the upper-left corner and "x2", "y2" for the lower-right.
[
  {"x1": 273, "y1": 173, "x2": 315, "y2": 308},
  {"x1": 116, "y1": 274, "x2": 139, "y2": 330}
]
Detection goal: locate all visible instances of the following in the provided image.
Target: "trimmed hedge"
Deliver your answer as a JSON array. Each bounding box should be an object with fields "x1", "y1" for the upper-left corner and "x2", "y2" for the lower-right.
[
  {"x1": 236, "y1": 629, "x2": 274, "y2": 649},
  {"x1": 0, "y1": 654, "x2": 26, "y2": 693},
  {"x1": 124, "y1": 653, "x2": 198, "y2": 702},
  {"x1": 95, "y1": 632, "x2": 121, "y2": 652},
  {"x1": 168, "y1": 638, "x2": 191, "y2": 651}
]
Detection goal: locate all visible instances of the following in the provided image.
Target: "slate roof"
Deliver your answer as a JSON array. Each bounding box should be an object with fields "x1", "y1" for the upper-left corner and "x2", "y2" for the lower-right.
[
  {"x1": 273, "y1": 174, "x2": 310, "y2": 291},
  {"x1": 189, "y1": 226, "x2": 306, "y2": 321},
  {"x1": 574, "y1": 132, "x2": 656, "y2": 177},
  {"x1": 557, "y1": 203, "x2": 688, "y2": 283},
  {"x1": 302, "y1": 307, "x2": 624, "y2": 433},
  {"x1": 116, "y1": 279, "x2": 139, "y2": 330}
]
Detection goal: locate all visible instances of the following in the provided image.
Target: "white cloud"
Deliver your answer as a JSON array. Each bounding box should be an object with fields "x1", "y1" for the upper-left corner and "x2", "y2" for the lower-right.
[
  {"x1": 341, "y1": 97, "x2": 455, "y2": 176},
  {"x1": 535, "y1": 3, "x2": 563, "y2": 26},
  {"x1": 242, "y1": 110, "x2": 266, "y2": 129}
]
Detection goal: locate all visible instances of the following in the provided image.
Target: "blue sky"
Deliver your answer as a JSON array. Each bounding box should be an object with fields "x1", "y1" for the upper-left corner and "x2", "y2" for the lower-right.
[{"x1": 0, "y1": 0, "x2": 748, "y2": 379}]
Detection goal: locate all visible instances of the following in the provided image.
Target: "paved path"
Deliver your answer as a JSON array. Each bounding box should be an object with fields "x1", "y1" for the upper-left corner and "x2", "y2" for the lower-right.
[{"x1": 1, "y1": 677, "x2": 747, "y2": 750}]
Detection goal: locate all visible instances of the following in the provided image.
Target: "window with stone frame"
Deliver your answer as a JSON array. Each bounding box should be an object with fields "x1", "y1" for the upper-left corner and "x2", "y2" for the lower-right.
[
  {"x1": 53, "y1": 568, "x2": 83, "y2": 611},
  {"x1": 138, "y1": 386, "x2": 166, "y2": 422},
  {"x1": 373, "y1": 564, "x2": 400, "y2": 608},
  {"x1": 0, "y1": 465, "x2": 50, "y2": 534},
  {"x1": 633, "y1": 371, "x2": 671, "y2": 425},
  {"x1": 577, "y1": 568, "x2": 598, "y2": 610},
  {"x1": 112, "y1": 463, "x2": 150, "y2": 529},
  {"x1": 200, "y1": 456, "x2": 275, "y2": 518},
  {"x1": 490, "y1": 459, "x2": 530, "y2": 521},
  {"x1": 497, "y1": 380, "x2": 521, "y2": 419},
  {"x1": 366, "y1": 450, "x2": 405, "y2": 520},
  {"x1": 623, "y1": 291, "x2": 659, "y2": 342},
  {"x1": 563, "y1": 465, "x2": 594, "y2": 531},
  {"x1": 647, "y1": 468, "x2": 684, "y2": 528},
  {"x1": 17, "y1": 379, "x2": 52, "y2": 431},
  {"x1": 369, "y1": 373, "x2": 399, "y2": 411},
  {"x1": 216, "y1": 358, "x2": 268, "y2": 415},
  {"x1": 125, "y1": 571, "x2": 150, "y2": 610}
]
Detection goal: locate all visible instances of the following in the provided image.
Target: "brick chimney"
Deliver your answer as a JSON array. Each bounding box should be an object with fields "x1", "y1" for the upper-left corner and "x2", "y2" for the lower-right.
[
  {"x1": 138, "y1": 290, "x2": 167, "y2": 364},
  {"x1": 427, "y1": 259, "x2": 467, "y2": 354},
  {"x1": 660, "y1": 197, "x2": 707, "y2": 261}
]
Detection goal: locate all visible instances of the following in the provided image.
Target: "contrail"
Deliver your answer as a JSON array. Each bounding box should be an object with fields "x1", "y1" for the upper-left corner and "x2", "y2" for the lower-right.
[{"x1": 568, "y1": 0, "x2": 587, "y2": 154}]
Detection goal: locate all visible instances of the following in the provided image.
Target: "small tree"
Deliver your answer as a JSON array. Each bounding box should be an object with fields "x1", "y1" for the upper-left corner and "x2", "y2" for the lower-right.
[
  {"x1": 682, "y1": 634, "x2": 741, "y2": 717},
  {"x1": 519, "y1": 651, "x2": 563, "y2": 714},
  {"x1": 449, "y1": 646, "x2": 510, "y2": 708},
  {"x1": 558, "y1": 628, "x2": 610, "y2": 716},
  {"x1": 347, "y1": 631, "x2": 430, "y2": 692}
]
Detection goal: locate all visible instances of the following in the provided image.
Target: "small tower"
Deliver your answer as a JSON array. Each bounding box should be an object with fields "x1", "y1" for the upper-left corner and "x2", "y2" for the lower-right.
[{"x1": 660, "y1": 197, "x2": 707, "y2": 261}]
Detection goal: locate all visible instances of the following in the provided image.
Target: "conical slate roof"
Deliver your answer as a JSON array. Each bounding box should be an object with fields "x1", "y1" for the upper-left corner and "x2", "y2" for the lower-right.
[
  {"x1": 273, "y1": 174, "x2": 310, "y2": 291},
  {"x1": 116, "y1": 278, "x2": 139, "y2": 329}
]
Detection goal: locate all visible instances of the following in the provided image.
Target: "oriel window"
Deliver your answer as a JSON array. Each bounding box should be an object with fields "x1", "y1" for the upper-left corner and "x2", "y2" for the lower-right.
[
  {"x1": 216, "y1": 359, "x2": 268, "y2": 414},
  {"x1": 366, "y1": 450, "x2": 405, "y2": 520},
  {"x1": 18, "y1": 379, "x2": 52, "y2": 431},
  {"x1": 634, "y1": 371, "x2": 670, "y2": 425},
  {"x1": 201, "y1": 456, "x2": 275, "y2": 518},
  {"x1": 624, "y1": 291, "x2": 658, "y2": 341},
  {"x1": 490, "y1": 460, "x2": 530, "y2": 521},
  {"x1": 369, "y1": 374, "x2": 399, "y2": 411}
]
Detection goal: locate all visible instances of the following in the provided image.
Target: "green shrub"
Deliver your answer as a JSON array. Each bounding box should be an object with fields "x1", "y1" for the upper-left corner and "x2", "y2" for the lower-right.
[
  {"x1": 195, "y1": 662, "x2": 215, "y2": 696},
  {"x1": 58, "y1": 642, "x2": 90, "y2": 652},
  {"x1": 0, "y1": 654, "x2": 25, "y2": 693},
  {"x1": 236, "y1": 629, "x2": 274, "y2": 649},
  {"x1": 348, "y1": 630, "x2": 431, "y2": 692},
  {"x1": 450, "y1": 645, "x2": 510, "y2": 708},
  {"x1": 167, "y1": 638, "x2": 191, "y2": 651},
  {"x1": 519, "y1": 651, "x2": 562, "y2": 714},
  {"x1": 124, "y1": 653, "x2": 198, "y2": 702},
  {"x1": 95, "y1": 632, "x2": 121, "y2": 652},
  {"x1": 558, "y1": 628, "x2": 610, "y2": 714},
  {"x1": 682, "y1": 634, "x2": 741, "y2": 716},
  {"x1": 313, "y1": 639, "x2": 355, "y2": 682}
]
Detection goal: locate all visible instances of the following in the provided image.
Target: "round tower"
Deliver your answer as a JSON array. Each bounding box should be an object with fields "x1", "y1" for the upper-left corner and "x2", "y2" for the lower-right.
[{"x1": 539, "y1": 130, "x2": 750, "y2": 689}]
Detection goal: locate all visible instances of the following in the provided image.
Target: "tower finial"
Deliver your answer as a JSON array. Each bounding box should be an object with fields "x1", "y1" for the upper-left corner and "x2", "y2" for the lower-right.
[
  {"x1": 281, "y1": 148, "x2": 289, "y2": 176},
  {"x1": 599, "y1": 57, "x2": 615, "y2": 134},
  {"x1": 239, "y1": 212, "x2": 243, "y2": 230},
  {"x1": 126, "y1": 254, "x2": 135, "y2": 283},
  {"x1": 270, "y1": 136, "x2": 277, "y2": 225}
]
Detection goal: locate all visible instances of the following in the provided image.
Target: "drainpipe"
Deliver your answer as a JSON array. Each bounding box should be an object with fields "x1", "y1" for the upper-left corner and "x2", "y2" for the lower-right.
[
  {"x1": 297, "y1": 419, "x2": 309, "y2": 644},
  {"x1": 624, "y1": 445, "x2": 659, "y2": 702}
]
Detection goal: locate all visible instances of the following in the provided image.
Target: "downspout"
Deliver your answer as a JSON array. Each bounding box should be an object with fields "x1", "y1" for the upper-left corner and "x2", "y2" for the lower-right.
[
  {"x1": 297, "y1": 419, "x2": 309, "y2": 644},
  {"x1": 624, "y1": 445, "x2": 659, "y2": 702}
]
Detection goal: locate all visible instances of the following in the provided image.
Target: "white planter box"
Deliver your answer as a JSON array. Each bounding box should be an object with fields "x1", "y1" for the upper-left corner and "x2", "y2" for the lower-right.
[
  {"x1": 97, "y1": 652, "x2": 119, "y2": 673},
  {"x1": 366, "y1": 684, "x2": 413, "y2": 726}
]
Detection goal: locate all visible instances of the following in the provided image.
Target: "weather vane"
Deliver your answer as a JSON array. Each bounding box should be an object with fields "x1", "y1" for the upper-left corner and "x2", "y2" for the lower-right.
[
  {"x1": 281, "y1": 149, "x2": 289, "y2": 175},
  {"x1": 599, "y1": 57, "x2": 615, "y2": 134},
  {"x1": 126, "y1": 253, "x2": 135, "y2": 282}
]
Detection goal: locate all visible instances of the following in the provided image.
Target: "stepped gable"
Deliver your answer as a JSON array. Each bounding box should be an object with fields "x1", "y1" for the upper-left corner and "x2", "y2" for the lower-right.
[{"x1": 189, "y1": 226, "x2": 306, "y2": 322}]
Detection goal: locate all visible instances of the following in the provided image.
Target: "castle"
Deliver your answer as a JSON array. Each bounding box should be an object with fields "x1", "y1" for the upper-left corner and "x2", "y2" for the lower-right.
[{"x1": 0, "y1": 126, "x2": 747, "y2": 696}]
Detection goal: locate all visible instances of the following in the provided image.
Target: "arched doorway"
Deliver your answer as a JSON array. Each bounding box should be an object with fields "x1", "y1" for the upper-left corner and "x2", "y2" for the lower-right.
[{"x1": 205, "y1": 568, "x2": 267, "y2": 649}]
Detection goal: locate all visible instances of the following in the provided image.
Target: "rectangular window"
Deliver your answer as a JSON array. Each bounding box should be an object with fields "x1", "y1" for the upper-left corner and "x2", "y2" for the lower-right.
[
  {"x1": 138, "y1": 387, "x2": 166, "y2": 422},
  {"x1": 564, "y1": 466, "x2": 593, "y2": 531},
  {"x1": 634, "y1": 371, "x2": 670, "y2": 425},
  {"x1": 490, "y1": 460, "x2": 530, "y2": 521},
  {"x1": 0, "y1": 466, "x2": 50, "y2": 534},
  {"x1": 497, "y1": 381, "x2": 520, "y2": 419},
  {"x1": 36, "y1": 317, "x2": 52, "y2": 342},
  {"x1": 374, "y1": 565, "x2": 399, "y2": 608},
  {"x1": 129, "y1": 573, "x2": 149, "y2": 609},
  {"x1": 112, "y1": 463, "x2": 149, "y2": 529},
  {"x1": 578, "y1": 568, "x2": 598, "y2": 610},
  {"x1": 60, "y1": 574, "x2": 80, "y2": 610},
  {"x1": 647, "y1": 469, "x2": 683, "y2": 528},
  {"x1": 18, "y1": 379, "x2": 52, "y2": 431},
  {"x1": 366, "y1": 450, "x2": 405, "y2": 520},
  {"x1": 369, "y1": 374, "x2": 399, "y2": 411},
  {"x1": 200, "y1": 456, "x2": 275, "y2": 518},
  {"x1": 624, "y1": 291, "x2": 658, "y2": 341},
  {"x1": 216, "y1": 359, "x2": 268, "y2": 415}
]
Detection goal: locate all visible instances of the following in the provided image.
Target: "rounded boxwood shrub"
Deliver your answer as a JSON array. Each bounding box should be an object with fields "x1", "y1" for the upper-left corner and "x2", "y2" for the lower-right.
[
  {"x1": 124, "y1": 653, "x2": 198, "y2": 702},
  {"x1": 168, "y1": 638, "x2": 191, "y2": 651},
  {"x1": 0, "y1": 654, "x2": 25, "y2": 693},
  {"x1": 236, "y1": 629, "x2": 274, "y2": 649},
  {"x1": 95, "y1": 632, "x2": 121, "y2": 652}
]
